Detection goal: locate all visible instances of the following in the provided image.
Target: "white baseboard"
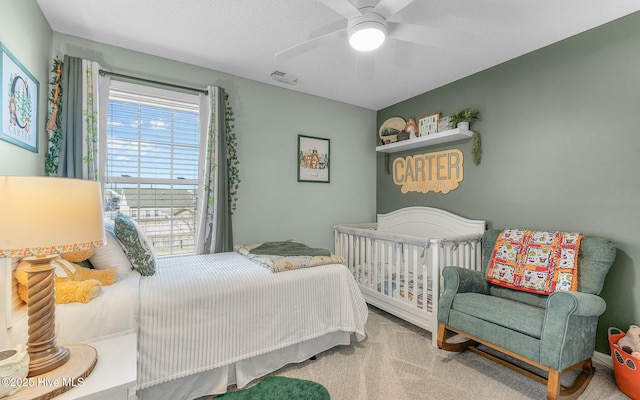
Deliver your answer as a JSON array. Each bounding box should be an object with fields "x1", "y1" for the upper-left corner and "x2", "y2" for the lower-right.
[{"x1": 593, "y1": 350, "x2": 613, "y2": 369}]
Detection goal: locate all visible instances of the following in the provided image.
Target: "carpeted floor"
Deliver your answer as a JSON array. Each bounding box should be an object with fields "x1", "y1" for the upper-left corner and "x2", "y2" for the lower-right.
[{"x1": 245, "y1": 305, "x2": 631, "y2": 400}]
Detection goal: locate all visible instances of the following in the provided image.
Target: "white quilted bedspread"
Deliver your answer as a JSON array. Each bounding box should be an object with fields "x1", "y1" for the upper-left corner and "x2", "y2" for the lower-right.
[{"x1": 137, "y1": 252, "x2": 368, "y2": 390}]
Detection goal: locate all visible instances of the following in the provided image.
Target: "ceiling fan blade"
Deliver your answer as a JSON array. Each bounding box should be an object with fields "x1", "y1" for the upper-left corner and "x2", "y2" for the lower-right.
[
  {"x1": 373, "y1": 0, "x2": 415, "y2": 19},
  {"x1": 394, "y1": 40, "x2": 413, "y2": 67},
  {"x1": 356, "y1": 52, "x2": 375, "y2": 81},
  {"x1": 387, "y1": 22, "x2": 471, "y2": 49},
  {"x1": 318, "y1": 0, "x2": 362, "y2": 19},
  {"x1": 275, "y1": 29, "x2": 347, "y2": 61}
]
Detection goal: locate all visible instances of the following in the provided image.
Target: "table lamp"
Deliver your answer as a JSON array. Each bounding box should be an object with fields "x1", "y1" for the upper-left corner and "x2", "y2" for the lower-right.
[{"x1": 0, "y1": 176, "x2": 105, "y2": 398}]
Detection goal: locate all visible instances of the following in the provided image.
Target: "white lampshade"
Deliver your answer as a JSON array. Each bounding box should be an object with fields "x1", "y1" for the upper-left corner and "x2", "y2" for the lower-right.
[{"x1": 0, "y1": 176, "x2": 105, "y2": 257}]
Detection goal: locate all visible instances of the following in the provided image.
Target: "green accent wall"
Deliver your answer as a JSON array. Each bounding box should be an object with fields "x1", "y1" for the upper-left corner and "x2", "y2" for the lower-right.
[
  {"x1": 377, "y1": 12, "x2": 640, "y2": 353},
  {"x1": 0, "y1": 0, "x2": 52, "y2": 175}
]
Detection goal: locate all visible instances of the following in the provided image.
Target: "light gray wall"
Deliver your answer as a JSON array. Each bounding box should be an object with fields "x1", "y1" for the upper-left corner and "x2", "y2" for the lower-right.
[
  {"x1": 0, "y1": 0, "x2": 52, "y2": 175},
  {"x1": 52, "y1": 34, "x2": 377, "y2": 250},
  {"x1": 377, "y1": 12, "x2": 640, "y2": 353}
]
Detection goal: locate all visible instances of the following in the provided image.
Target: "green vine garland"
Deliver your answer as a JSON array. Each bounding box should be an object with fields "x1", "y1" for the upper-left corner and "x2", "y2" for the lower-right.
[
  {"x1": 45, "y1": 58, "x2": 63, "y2": 176},
  {"x1": 472, "y1": 131, "x2": 482, "y2": 165},
  {"x1": 225, "y1": 93, "x2": 240, "y2": 214},
  {"x1": 82, "y1": 63, "x2": 98, "y2": 178}
]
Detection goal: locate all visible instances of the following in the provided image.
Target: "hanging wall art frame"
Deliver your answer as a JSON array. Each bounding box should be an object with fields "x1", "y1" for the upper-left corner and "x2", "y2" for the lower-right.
[
  {"x1": 298, "y1": 134, "x2": 330, "y2": 183},
  {"x1": 0, "y1": 43, "x2": 39, "y2": 153}
]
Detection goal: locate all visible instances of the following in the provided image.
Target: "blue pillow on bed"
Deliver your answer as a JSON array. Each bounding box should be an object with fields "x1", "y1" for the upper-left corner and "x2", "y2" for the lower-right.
[{"x1": 114, "y1": 214, "x2": 156, "y2": 276}]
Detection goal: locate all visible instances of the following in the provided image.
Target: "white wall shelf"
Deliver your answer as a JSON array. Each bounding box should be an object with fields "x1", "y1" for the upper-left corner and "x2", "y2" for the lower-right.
[{"x1": 376, "y1": 128, "x2": 473, "y2": 153}]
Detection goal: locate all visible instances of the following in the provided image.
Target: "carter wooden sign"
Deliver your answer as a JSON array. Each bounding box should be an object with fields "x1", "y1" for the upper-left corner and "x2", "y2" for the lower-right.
[{"x1": 392, "y1": 149, "x2": 463, "y2": 194}]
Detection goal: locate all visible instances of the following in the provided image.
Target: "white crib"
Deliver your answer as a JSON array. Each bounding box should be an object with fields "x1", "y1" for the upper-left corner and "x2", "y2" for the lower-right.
[{"x1": 334, "y1": 206, "x2": 485, "y2": 347}]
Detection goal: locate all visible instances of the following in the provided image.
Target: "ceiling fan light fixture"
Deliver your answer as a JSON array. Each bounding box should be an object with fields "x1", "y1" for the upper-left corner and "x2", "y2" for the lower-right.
[
  {"x1": 348, "y1": 11, "x2": 387, "y2": 52},
  {"x1": 349, "y1": 25, "x2": 386, "y2": 51}
]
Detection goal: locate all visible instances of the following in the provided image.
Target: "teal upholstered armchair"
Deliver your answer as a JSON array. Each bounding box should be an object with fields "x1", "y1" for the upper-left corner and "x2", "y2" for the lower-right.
[{"x1": 437, "y1": 229, "x2": 616, "y2": 400}]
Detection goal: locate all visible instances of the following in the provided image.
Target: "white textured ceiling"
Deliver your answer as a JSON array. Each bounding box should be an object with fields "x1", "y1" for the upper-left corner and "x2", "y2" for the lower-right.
[{"x1": 36, "y1": 0, "x2": 640, "y2": 110}]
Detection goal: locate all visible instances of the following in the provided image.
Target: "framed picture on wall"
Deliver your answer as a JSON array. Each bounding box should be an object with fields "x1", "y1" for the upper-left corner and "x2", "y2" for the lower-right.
[
  {"x1": 298, "y1": 134, "x2": 330, "y2": 183},
  {"x1": 0, "y1": 43, "x2": 39, "y2": 153},
  {"x1": 418, "y1": 113, "x2": 440, "y2": 136}
]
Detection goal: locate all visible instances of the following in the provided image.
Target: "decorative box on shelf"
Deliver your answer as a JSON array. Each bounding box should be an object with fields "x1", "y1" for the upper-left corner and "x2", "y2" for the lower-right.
[{"x1": 376, "y1": 127, "x2": 473, "y2": 153}]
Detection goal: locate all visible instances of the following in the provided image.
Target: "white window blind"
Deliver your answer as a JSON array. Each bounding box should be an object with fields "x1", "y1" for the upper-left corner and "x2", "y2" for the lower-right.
[{"x1": 103, "y1": 81, "x2": 200, "y2": 256}]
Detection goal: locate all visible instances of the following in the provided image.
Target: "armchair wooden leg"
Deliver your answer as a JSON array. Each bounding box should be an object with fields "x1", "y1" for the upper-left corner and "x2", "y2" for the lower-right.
[
  {"x1": 437, "y1": 323, "x2": 475, "y2": 352},
  {"x1": 547, "y1": 369, "x2": 561, "y2": 400},
  {"x1": 546, "y1": 359, "x2": 595, "y2": 400}
]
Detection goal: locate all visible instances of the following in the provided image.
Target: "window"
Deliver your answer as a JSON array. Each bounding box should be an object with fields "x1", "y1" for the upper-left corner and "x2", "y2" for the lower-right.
[{"x1": 103, "y1": 81, "x2": 201, "y2": 256}]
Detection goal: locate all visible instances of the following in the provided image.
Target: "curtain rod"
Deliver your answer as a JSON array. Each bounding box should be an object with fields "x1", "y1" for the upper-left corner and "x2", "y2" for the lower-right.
[{"x1": 98, "y1": 70, "x2": 208, "y2": 95}]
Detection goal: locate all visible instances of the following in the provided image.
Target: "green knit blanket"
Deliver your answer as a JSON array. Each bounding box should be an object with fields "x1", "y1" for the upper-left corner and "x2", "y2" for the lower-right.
[{"x1": 249, "y1": 241, "x2": 331, "y2": 257}]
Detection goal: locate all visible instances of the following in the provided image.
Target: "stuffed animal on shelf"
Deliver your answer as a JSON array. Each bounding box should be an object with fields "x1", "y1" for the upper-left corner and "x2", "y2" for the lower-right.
[
  {"x1": 618, "y1": 324, "x2": 640, "y2": 359},
  {"x1": 15, "y1": 250, "x2": 117, "y2": 304},
  {"x1": 404, "y1": 117, "x2": 419, "y2": 139}
]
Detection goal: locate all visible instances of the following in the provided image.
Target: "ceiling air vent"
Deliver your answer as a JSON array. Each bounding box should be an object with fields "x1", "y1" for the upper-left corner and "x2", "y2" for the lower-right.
[{"x1": 271, "y1": 70, "x2": 298, "y2": 85}]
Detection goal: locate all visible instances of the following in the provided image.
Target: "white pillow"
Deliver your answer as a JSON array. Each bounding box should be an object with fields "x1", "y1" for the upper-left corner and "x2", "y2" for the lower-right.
[{"x1": 90, "y1": 221, "x2": 133, "y2": 280}]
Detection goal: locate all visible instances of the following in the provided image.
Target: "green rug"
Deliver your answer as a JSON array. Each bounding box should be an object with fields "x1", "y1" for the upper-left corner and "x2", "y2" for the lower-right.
[{"x1": 215, "y1": 376, "x2": 330, "y2": 400}]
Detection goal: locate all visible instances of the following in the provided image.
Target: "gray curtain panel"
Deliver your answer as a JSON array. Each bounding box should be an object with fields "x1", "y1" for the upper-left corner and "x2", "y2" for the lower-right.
[
  {"x1": 197, "y1": 86, "x2": 233, "y2": 254},
  {"x1": 57, "y1": 55, "x2": 83, "y2": 178},
  {"x1": 214, "y1": 88, "x2": 233, "y2": 253}
]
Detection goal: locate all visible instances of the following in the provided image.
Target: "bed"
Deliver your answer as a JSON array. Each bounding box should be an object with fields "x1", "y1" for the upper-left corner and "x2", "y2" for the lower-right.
[
  {"x1": 3, "y1": 228, "x2": 368, "y2": 400},
  {"x1": 334, "y1": 206, "x2": 485, "y2": 346}
]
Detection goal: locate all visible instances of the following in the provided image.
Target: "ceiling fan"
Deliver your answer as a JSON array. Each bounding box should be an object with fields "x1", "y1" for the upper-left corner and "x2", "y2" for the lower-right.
[{"x1": 275, "y1": 0, "x2": 469, "y2": 67}]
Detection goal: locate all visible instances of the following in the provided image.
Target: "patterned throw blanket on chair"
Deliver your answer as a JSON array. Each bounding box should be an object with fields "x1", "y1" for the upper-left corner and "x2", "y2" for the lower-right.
[
  {"x1": 234, "y1": 241, "x2": 345, "y2": 273},
  {"x1": 486, "y1": 229, "x2": 583, "y2": 295}
]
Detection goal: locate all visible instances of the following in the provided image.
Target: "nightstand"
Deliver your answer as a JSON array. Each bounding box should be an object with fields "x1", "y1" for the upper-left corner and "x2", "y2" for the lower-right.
[
  {"x1": 5, "y1": 333, "x2": 136, "y2": 400},
  {"x1": 55, "y1": 333, "x2": 136, "y2": 400}
]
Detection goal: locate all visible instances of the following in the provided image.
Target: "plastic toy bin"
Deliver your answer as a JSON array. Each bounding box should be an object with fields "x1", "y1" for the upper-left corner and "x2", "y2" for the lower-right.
[{"x1": 609, "y1": 327, "x2": 640, "y2": 400}]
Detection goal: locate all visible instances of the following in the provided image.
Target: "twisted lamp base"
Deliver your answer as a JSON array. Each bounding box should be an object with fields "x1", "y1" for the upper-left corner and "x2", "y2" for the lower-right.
[
  {"x1": 4, "y1": 255, "x2": 98, "y2": 400},
  {"x1": 24, "y1": 255, "x2": 69, "y2": 376}
]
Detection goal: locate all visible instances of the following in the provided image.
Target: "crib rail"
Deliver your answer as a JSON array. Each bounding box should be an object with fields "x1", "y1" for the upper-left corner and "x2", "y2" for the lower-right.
[{"x1": 334, "y1": 223, "x2": 483, "y2": 346}]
